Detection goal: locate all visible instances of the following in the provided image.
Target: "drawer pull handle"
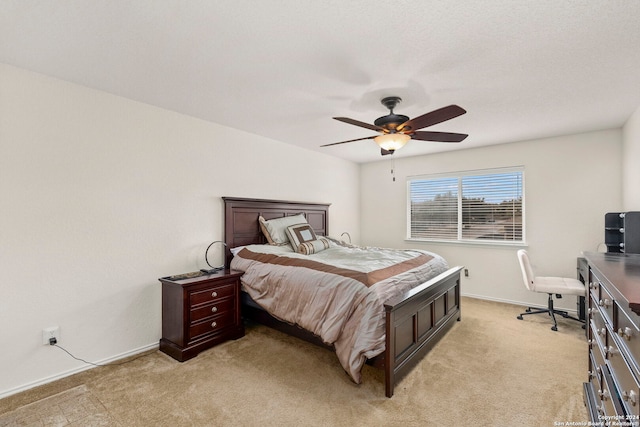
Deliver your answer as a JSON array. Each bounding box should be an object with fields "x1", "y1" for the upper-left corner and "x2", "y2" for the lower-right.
[
  {"x1": 599, "y1": 299, "x2": 611, "y2": 309},
  {"x1": 589, "y1": 282, "x2": 597, "y2": 289},
  {"x1": 618, "y1": 327, "x2": 633, "y2": 341},
  {"x1": 211, "y1": 321, "x2": 217, "y2": 328},
  {"x1": 211, "y1": 306, "x2": 218, "y2": 313},
  {"x1": 623, "y1": 390, "x2": 638, "y2": 406},
  {"x1": 598, "y1": 328, "x2": 606, "y2": 337},
  {"x1": 598, "y1": 389, "x2": 610, "y2": 401},
  {"x1": 606, "y1": 346, "x2": 618, "y2": 358},
  {"x1": 212, "y1": 291, "x2": 218, "y2": 298}
]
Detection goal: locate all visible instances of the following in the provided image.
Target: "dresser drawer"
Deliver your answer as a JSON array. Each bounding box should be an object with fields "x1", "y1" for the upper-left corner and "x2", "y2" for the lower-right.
[
  {"x1": 597, "y1": 282, "x2": 615, "y2": 327},
  {"x1": 599, "y1": 365, "x2": 624, "y2": 418},
  {"x1": 189, "y1": 282, "x2": 236, "y2": 306},
  {"x1": 591, "y1": 324, "x2": 607, "y2": 366},
  {"x1": 589, "y1": 350, "x2": 602, "y2": 389},
  {"x1": 617, "y1": 305, "x2": 640, "y2": 373},
  {"x1": 589, "y1": 279, "x2": 601, "y2": 307},
  {"x1": 190, "y1": 296, "x2": 235, "y2": 323},
  {"x1": 608, "y1": 336, "x2": 640, "y2": 417},
  {"x1": 189, "y1": 310, "x2": 237, "y2": 341},
  {"x1": 590, "y1": 312, "x2": 607, "y2": 350}
]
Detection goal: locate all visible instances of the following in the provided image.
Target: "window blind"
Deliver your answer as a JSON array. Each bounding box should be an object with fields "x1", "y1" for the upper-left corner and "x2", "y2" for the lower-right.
[{"x1": 408, "y1": 168, "x2": 524, "y2": 244}]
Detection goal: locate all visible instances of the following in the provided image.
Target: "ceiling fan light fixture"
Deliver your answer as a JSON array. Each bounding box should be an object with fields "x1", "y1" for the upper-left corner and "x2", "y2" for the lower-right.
[{"x1": 374, "y1": 133, "x2": 410, "y2": 151}]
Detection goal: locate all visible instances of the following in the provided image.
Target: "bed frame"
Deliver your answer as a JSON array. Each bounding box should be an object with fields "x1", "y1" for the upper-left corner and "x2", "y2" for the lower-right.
[{"x1": 222, "y1": 197, "x2": 462, "y2": 397}]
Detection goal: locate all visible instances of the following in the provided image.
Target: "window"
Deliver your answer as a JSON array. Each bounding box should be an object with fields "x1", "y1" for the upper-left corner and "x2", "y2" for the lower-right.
[{"x1": 407, "y1": 167, "x2": 524, "y2": 244}]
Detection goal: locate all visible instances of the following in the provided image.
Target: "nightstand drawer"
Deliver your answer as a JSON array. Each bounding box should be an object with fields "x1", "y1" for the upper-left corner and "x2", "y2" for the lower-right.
[
  {"x1": 190, "y1": 297, "x2": 235, "y2": 323},
  {"x1": 189, "y1": 311, "x2": 236, "y2": 341},
  {"x1": 190, "y1": 283, "x2": 236, "y2": 306}
]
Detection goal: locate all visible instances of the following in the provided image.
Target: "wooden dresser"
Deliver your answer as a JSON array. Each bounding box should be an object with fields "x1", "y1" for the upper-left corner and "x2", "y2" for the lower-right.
[
  {"x1": 159, "y1": 269, "x2": 244, "y2": 361},
  {"x1": 584, "y1": 252, "x2": 640, "y2": 424}
]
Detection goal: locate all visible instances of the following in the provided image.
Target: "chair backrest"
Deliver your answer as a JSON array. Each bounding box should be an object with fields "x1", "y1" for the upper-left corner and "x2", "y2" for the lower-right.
[{"x1": 517, "y1": 249, "x2": 536, "y2": 291}]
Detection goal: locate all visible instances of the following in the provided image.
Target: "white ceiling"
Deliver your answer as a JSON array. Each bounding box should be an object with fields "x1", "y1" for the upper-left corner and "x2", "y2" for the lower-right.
[{"x1": 2, "y1": 1, "x2": 640, "y2": 163}]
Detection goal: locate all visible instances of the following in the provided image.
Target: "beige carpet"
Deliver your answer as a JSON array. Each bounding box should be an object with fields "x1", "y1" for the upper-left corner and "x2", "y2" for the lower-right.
[{"x1": 0, "y1": 297, "x2": 588, "y2": 426}]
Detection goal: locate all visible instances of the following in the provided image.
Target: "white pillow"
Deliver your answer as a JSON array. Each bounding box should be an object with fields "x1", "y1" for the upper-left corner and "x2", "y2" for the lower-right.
[{"x1": 259, "y1": 214, "x2": 307, "y2": 245}]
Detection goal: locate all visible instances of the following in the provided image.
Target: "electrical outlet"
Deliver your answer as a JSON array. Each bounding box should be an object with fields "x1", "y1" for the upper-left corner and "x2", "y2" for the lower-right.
[
  {"x1": 464, "y1": 268, "x2": 469, "y2": 277},
  {"x1": 42, "y1": 326, "x2": 60, "y2": 345}
]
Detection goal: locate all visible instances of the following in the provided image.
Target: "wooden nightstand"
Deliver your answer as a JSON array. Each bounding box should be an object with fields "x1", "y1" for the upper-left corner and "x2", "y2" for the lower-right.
[{"x1": 159, "y1": 269, "x2": 244, "y2": 361}]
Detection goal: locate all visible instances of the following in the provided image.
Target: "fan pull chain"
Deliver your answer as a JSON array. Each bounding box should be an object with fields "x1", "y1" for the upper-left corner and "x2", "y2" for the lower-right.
[{"x1": 391, "y1": 158, "x2": 396, "y2": 182}]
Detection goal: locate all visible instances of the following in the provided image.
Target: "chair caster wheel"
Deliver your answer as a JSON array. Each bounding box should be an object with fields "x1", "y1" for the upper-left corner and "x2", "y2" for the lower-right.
[
  {"x1": 517, "y1": 315, "x2": 523, "y2": 320},
  {"x1": 551, "y1": 326, "x2": 558, "y2": 331}
]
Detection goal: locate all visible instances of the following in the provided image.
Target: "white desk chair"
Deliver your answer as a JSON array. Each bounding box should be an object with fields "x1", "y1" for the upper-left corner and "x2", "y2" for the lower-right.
[{"x1": 516, "y1": 249, "x2": 586, "y2": 331}]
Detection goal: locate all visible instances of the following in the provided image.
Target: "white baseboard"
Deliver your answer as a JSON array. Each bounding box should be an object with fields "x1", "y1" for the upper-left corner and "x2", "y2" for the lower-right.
[
  {"x1": 0, "y1": 342, "x2": 159, "y2": 400},
  {"x1": 460, "y1": 292, "x2": 580, "y2": 315}
]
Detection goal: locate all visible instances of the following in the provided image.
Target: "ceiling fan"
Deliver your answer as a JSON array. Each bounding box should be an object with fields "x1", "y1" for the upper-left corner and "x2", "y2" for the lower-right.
[{"x1": 321, "y1": 96, "x2": 468, "y2": 156}]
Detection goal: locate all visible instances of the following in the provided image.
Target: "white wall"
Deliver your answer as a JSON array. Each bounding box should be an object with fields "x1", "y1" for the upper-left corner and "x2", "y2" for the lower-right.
[
  {"x1": 360, "y1": 130, "x2": 622, "y2": 309},
  {"x1": 623, "y1": 105, "x2": 640, "y2": 210},
  {"x1": 0, "y1": 64, "x2": 360, "y2": 397}
]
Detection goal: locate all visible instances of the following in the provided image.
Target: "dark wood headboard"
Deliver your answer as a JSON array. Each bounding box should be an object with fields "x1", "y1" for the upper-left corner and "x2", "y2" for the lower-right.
[{"x1": 222, "y1": 197, "x2": 330, "y2": 267}]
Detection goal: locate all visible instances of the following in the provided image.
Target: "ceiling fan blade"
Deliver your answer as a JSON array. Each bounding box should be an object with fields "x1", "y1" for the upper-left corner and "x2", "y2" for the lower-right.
[
  {"x1": 334, "y1": 117, "x2": 384, "y2": 132},
  {"x1": 411, "y1": 131, "x2": 468, "y2": 143},
  {"x1": 397, "y1": 105, "x2": 466, "y2": 132},
  {"x1": 320, "y1": 136, "x2": 375, "y2": 147},
  {"x1": 381, "y1": 148, "x2": 395, "y2": 156}
]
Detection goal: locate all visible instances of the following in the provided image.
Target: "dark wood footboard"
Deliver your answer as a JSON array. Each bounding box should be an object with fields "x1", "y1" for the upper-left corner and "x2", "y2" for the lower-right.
[{"x1": 383, "y1": 266, "x2": 462, "y2": 397}]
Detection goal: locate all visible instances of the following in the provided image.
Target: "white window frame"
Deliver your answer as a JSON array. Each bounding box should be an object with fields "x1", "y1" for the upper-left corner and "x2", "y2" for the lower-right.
[{"x1": 406, "y1": 166, "x2": 525, "y2": 246}]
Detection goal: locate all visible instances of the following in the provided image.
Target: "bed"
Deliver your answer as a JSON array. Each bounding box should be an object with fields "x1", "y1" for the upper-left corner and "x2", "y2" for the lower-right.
[{"x1": 223, "y1": 197, "x2": 462, "y2": 397}]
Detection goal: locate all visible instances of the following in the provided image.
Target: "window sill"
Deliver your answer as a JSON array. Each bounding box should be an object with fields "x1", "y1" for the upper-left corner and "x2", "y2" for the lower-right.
[{"x1": 405, "y1": 238, "x2": 528, "y2": 248}]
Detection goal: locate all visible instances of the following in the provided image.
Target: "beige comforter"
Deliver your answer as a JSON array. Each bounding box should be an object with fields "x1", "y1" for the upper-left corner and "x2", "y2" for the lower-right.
[{"x1": 229, "y1": 240, "x2": 449, "y2": 383}]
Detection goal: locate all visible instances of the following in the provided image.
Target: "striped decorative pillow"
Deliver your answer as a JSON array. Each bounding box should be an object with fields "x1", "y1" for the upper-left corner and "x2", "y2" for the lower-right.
[{"x1": 298, "y1": 238, "x2": 330, "y2": 255}]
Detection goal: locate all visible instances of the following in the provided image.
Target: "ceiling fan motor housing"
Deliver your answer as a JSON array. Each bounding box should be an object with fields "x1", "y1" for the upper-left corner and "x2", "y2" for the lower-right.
[
  {"x1": 374, "y1": 114, "x2": 410, "y2": 131},
  {"x1": 375, "y1": 96, "x2": 409, "y2": 131}
]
